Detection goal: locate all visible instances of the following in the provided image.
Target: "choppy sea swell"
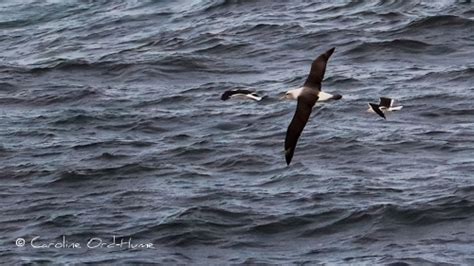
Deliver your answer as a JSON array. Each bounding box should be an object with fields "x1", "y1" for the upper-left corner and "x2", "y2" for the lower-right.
[{"x1": 0, "y1": 0, "x2": 473, "y2": 264}]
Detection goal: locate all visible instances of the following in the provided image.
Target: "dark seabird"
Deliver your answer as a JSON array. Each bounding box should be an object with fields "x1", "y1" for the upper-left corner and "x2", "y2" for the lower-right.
[
  {"x1": 221, "y1": 89, "x2": 263, "y2": 101},
  {"x1": 367, "y1": 97, "x2": 403, "y2": 119},
  {"x1": 284, "y1": 47, "x2": 340, "y2": 165}
]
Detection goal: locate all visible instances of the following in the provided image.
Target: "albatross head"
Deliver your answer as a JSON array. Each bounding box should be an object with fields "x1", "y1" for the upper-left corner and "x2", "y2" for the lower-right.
[{"x1": 280, "y1": 88, "x2": 302, "y2": 100}]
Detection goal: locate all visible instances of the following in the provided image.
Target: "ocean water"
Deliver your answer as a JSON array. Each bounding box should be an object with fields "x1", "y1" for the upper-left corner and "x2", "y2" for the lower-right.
[{"x1": 1, "y1": 0, "x2": 474, "y2": 264}]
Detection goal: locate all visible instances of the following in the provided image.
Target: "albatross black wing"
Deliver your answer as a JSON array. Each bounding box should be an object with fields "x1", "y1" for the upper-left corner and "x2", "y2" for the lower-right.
[
  {"x1": 303, "y1": 47, "x2": 336, "y2": 90},
  {"x1": 369, "y1": 103, "x2": 386, "y2": 119},
  {"x1": 379, "y1": 97, "x2": 393, "y2": 108},
  {"x1": 284, "y1": 94, "x2": 318, "y2": 165}
]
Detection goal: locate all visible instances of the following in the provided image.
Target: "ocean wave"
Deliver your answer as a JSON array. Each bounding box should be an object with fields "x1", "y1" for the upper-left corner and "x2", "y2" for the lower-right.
[
  {"x1": 200, "y1": 0, "x2": 259, "y2": 12},
  {"x1": 165, "y1": 145, "x2": 215, "y2": 161},
  {"x1": 419, "y1": 108, "x2": 474, "y2": 117},
  {"x1": 206, "y1": 153, "x2": 276, "y2": 169},
  {"x1": 236, "y1": 195, "x2": 474, "y2": 240},
  {"x1": 324, "y1": 75, "x2": 363, "y2": 87},
  {"x1": 403, "y1": 15, "x2": 474, "y2": 32},
  {"x1": 51, "y1": 113, "x2": 104, "y2": 125},
  {"x1": 126, "y1": 120, "x2": 169, "y2": 134},
  {"x1": 131, "y1": 206, "x2": 254, "y2": 245},
  {"x1": 409, "y1": 93, "x2": 466, "y2": 102},
  {"x1": 72, "y1": 140, "x2": 155, "y2": 150},
  {"x1": 0, "y1": 146, "x2": 13, "y2": 159},
  {"x1": 133, "y1": 95, "x2": 193, "y2": 108},
  {"x1": 28, "y1": 59, "x2": 120, "y2": 73},
  {"x1": 408, "y1": 67, "x2": 474, "y2": 83},
  {"x1": 12, "y1": 52, "x2": 249, "y2": 76},
  {"x1": 53, "y1": 163, "x2": 156, "y2": 183},
  {"x1": 92, "y1": 152, "x2": 131, "y2": 160},
  {"x1": 345, "y1": 39, "x2": 453, "y2": 56},
  {"x1": 0, "y1": 87, "x2": 99, "y2": 106},
  {"x1": 194, "y1": 42, "x2": 249, "y2": 55},
  {"x1": 0, "y1": 82, "x2": 17, "y2": 92},
  {"x1": 39, "y1": 88, "x2": 99, "y2": 105},
  {"x1": 231, "y1": 22, "x2": 304, "y2": 41},
  {"x1": 0, "y1": 97, "x2": 25, "y2": 105},
  {"x1": 4, "y1": 129, "x2": 56, "y2": 138},
  {"x1": 304, "y1": 199, "x2": 474, "y2": 236}
]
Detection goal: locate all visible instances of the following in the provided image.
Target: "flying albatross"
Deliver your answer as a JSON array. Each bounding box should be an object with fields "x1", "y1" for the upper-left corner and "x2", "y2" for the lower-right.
[
  {"x1": 367, "y1": 97, "x2": 403, "y2": 119},
  {"x1": 221, "y1": 89, "x2": 263, "y2": 101},
  {"x1": 284, "y1": 47, "x2": 341, "y2": 165}
]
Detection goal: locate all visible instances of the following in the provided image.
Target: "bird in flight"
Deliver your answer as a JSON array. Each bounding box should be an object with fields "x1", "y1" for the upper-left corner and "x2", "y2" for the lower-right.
[
  {"x1": 284, "y1": 47, "x2": 340, "y2": 165},
  {"x1": 367, "y1": 97, "x2": 403, "y2": 119}
]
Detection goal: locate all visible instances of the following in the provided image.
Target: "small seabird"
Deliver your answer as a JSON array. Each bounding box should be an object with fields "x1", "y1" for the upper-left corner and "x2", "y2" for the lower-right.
[
  {"x1": 367, "y1": 97, "x2": 403, "y2": 119},
  {"x1": 221, "y1": 89, "x2": 263, "y2": 101},
  {"x1": 284, "y1": 47, "x2": 340, "y2": 166}
]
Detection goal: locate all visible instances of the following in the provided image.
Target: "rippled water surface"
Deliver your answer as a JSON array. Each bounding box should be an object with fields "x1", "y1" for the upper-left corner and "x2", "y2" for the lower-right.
[{"x1": 1, "y1": 0, "x2": 474, "y2": 264}]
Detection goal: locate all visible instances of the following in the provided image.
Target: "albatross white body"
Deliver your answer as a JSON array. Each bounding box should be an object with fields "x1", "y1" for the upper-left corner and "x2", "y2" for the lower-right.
[
  {"x1": 283, "y1": 87, "x2": 341, "y2": 102},
  {"x1": 231, "y1": 93, "x2": 263, "y2": 101},
  {"x1": 367, "y1": 105, "x2": 403, "y2": 112}
]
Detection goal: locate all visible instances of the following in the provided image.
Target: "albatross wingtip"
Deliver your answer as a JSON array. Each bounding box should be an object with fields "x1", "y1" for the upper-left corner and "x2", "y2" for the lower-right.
[
  {"x1": 285, "y1": 148, "x2": 293, "y2": 166},
  {"x1": 326, "y1": 47, "x2": 336, "y2": 57}
]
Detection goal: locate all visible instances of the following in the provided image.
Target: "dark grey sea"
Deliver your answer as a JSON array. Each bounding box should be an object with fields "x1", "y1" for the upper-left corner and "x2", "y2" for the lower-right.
[{"x1": 1, "y1": 0, "x2": 473, "y2": 264}]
